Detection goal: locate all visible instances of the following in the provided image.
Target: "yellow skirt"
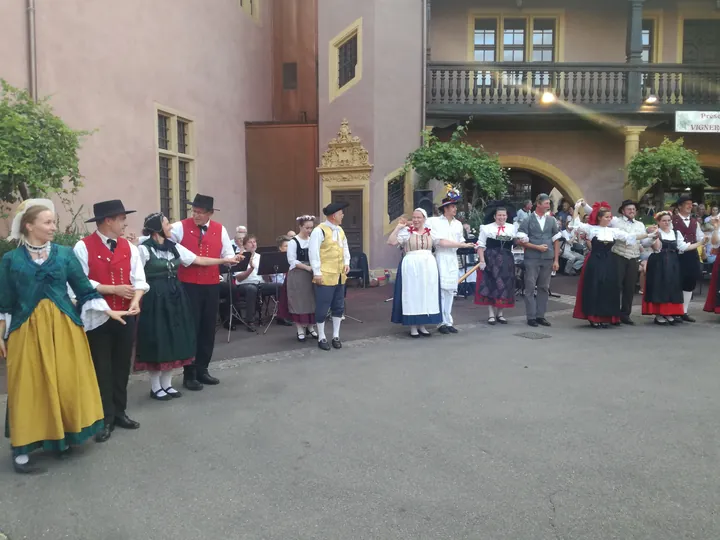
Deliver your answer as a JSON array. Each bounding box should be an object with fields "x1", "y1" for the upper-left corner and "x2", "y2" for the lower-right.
[{"x1": 5, "y1": 299, "x2": 104, "y2": 454}]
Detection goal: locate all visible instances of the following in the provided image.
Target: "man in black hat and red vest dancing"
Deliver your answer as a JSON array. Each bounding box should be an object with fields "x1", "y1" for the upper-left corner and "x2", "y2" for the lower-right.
[
  {"x1": 673, "y1": 195, "x2": 704, "y2": 321},
  {"x1": 308, "y1": 202, "x2": 351, "y2": 351},
  {"x1": 74, "y1": 200, "x2": 149, "y2": 442},
  {"x1": 167, "y1": 194, "x2": 237, "y2": 389}
]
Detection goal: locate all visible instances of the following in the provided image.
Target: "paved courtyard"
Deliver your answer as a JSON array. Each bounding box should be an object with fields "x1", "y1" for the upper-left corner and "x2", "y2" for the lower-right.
[{"x1": 0, "y1": 289, "x2": 718, "y2": 540}]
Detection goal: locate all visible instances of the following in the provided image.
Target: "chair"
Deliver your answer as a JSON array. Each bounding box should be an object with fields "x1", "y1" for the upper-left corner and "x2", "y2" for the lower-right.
[{"x1": 347, "y1": 251, "x2": 369, "y2": 288}]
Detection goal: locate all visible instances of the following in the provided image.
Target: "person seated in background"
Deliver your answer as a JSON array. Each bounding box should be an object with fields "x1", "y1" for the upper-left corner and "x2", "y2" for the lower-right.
[
  {"x1": 232, "y1": 225, "x2": 247, "y2": 253},
  {"x1": 268, "y1": 235, "x2": 292, "y2": 326},
  {"x1": 703, "y1": 224, "x2": 717, "y2": 265},
  {"x1": 232, "y1": 234, "x2": 264, "y2": 331},
  {"x1": 558, "y1": 216, "x2": 585, "y2": 276}
]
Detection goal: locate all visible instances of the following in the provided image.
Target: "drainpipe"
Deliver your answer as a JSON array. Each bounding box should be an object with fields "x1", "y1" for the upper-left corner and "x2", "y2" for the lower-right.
[
  {"x1": 420, "y1": 0, "x2": 427, "y2": 145},
  {"x1": 27, "y1": 0, "x2": 38, "y2": 101}
]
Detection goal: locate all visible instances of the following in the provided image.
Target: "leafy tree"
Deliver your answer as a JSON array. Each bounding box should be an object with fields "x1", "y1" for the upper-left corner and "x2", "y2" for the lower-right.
[
  {"x1": 0, "y1": 79, "x2": 90, "y2": 204},
  {"x1": 626, "y1": 137, "x2": 706, "y2": 209},
  {"x1": 404, "y1": 122, "x2": 508, "y2": 212}
]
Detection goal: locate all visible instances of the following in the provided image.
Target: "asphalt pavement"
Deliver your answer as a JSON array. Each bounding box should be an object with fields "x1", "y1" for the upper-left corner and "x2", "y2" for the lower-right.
[{"x1": 0, "y1": 301, "x2": 718, "y2": 540}]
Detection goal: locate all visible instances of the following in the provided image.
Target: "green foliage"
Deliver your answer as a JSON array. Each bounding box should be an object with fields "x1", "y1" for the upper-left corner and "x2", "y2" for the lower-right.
[
  {"x1": 627, "y1": 137, "x2": 706, "y2": 191},
  {"x1": 404, "y1": 122, "x2": 508, "y2": 209},
  {"x1": 0, "y1": 79, "x2": 90, "y2": 204}
]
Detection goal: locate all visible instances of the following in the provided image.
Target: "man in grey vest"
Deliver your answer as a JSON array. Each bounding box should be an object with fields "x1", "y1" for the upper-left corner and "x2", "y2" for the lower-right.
[{"x1": 518, "y1": 194, "x2": 562, "y2": 327}]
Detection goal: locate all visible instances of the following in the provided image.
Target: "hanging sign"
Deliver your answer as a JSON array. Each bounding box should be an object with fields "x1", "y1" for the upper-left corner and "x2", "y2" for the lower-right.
[{"x1": 675, "y1": 111, "x2": 720, "y2": 133}]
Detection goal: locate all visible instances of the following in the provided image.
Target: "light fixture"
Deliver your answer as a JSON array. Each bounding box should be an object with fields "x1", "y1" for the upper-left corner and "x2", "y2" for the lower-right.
[
  {"x1": 645, "y1": 94, "x2": 658, "y2": 104},
  {"x1": 541, "y1": 91, "x2": 556, "y2": 104}
]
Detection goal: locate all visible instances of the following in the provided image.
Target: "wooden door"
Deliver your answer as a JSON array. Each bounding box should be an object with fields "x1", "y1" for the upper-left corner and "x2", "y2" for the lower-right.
[
  {"x1": 246, "y1": 123, "x2": 318, "y2": 247},
  {"x1": 332, "y1": 190, "x2": 363, "y2": 253}
]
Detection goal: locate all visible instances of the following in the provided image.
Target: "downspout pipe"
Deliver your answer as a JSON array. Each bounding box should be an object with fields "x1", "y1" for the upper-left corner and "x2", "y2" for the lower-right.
[
  {"x1": 420, "y1": 0, "x2": 427, "y2": 146},
  {"x1": 27, "y1": 0, "x2": 38, "y2": 101}
]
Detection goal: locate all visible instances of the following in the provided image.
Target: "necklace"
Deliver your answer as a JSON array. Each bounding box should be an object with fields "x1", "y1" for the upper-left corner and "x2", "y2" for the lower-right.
[{"x1": 24, "y1": 240, "x2": 49, "y2": 252}]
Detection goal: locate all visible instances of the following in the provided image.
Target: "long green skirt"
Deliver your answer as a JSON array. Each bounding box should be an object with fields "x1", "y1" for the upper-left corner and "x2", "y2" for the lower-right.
[{"x1": 135, "y1": 277, "x2": 196, "y2": 372}]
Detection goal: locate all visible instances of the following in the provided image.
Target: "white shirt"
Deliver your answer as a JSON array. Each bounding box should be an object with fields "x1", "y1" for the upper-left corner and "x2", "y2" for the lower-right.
[
  {"x1": 287, "y1": 236, "x2": 311, "y2": 271},
  {"x1": 169, "y1": 220, "x2": 235, "y2": 260},
  {"x1": 1, "y1": 245, "x2": 111, "y2": 338},
  {"x1": 137, "y1": 242, "x2": 197, "y2": 267},
  {"x1": 309, "y1": 221, "x2": 351, "y2": 277},
  {"x1": 235, "y1": 252, "x2": 263, "y2": 285},
  {"x1": 426, "y1": 215, "x2": 464, "y2": 253},
  {"x1": 515, "y1": 208, "x2": 530, "y2": 224},
  {"x1": 476, "y1": 222, "x2": 527, "y2": 249},
  {"x1": 641, "y1": 229, "x2": 691, "y2": 252},
  {"x1": 574, "y1": 222, "x2": 641, "y2": 244},
  {"x1": 72, "y1": 231, "x2": 150, "y2": 331}
]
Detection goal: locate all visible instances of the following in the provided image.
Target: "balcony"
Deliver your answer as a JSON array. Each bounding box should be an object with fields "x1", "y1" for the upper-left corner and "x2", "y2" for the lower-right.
[{"x1": 426, "y1": 62, "x2": 720, "y2": 120}]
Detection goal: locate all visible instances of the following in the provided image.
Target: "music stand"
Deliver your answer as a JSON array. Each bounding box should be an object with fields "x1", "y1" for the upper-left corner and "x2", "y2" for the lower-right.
[
  {"x1": 256, "y1": 251, "x2": 290, "y2": 334},
  {"x1": 222, "y1": 252, "x2": 254, "y2": 341}
]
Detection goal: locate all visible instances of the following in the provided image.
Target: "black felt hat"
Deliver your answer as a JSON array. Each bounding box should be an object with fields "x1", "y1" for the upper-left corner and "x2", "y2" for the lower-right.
[
  {"x1": 323, "y1": 201, "x2": 349, "y2": 216},
  {"x1": 86, "y1": 200, "x2": 136, "y2": 223},
  {"x1": 483, "y1": 200, "x2": 517, "y2": 225},
  {"x1": 618, "y1": 199, "x2": 638, "y2": 213},
  {"x1": 188, "y1": 194, "x2": 218, "y2": 211},
  {"x1": 676, "y1": 195, "x2": 693, "y2": 206}
]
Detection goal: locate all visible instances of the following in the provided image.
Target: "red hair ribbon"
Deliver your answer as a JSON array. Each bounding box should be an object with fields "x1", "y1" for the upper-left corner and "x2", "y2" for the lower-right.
[{"x1": 588, "y1": 201, "x2": 611, "y2": 226}]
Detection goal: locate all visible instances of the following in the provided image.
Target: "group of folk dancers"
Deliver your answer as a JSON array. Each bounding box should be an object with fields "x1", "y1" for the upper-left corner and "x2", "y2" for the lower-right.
[
  {"x1": 0, "y1": 195, "x2": 352, "y2": 473},
  {"x1": 389, "y1": 191, "x2": 720, "y2": 335}
]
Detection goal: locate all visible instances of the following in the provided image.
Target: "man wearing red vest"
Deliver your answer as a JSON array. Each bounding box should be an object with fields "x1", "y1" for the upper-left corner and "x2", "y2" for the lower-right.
[
  {"x1": 74, "y1": 200, "x2": 149, "y2": 443},
  {"x1": 673, "y1": 195, "x2": 704, "y2": 322},
  {"x1": 169, "y1": 194, "x2": 236, "y2": 391}
]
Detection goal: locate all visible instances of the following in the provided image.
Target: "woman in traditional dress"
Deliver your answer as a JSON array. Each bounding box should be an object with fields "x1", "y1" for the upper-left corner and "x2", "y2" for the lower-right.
[
  {"x1": 286, "y1": 215, "x2": 318, "y2": 342},
  {"x1": 474, "y1": 202, "x2": 527, "y2": 325},
  {"x1": 0, "y1": 200, "x2": 128, "y2": 474},
  {"x1": 135, "y1": 213, "x2": 239, "y2": 400},
  {"x1": 571, "y1": 202, "x2": 653, "y2": 328},
  {"x1": 703, "y1": 215, "x2": 720, "y2": 315},
  {"x1": 388, "y1": 208, "x2": 442, "y2": 337},
  {"x1": 643, "y1": 211, "x2": 702, "y2": 325}
]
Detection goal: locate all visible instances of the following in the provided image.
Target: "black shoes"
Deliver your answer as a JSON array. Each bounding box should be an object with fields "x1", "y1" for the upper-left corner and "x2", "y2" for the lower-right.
[
  {"x1": 13, "y1": 458, "x2": 46, "y2": 475},
  {"x1": 681, "y1": 314, "x2": 696, "y2": 322},
  {"x1": 527, "y1": 319, "x2": 539, "y2": 327},
  {"x1": 332, "y1": 338, "x2": 342, "y2": 349},
  {"x1": 447, "y1": 326, "x2": 458, "y2": 334},
  {"x1": 150, "y1": 389, "x2": 172, "y2": 401},
  {"x1": 620, "y1": 316, "x2": 635, "y2": 325},
  {"x1": 223, "y1": 320, "x2": 237, "y2": 331},
  {"x1": 418, "y1": 330, "x2": 432, "y2": 337},
  {"x1": 410, "y1": 332, "x2": 420, "y2": 338},
  {"x1": 318, "y1": 339, "x2": 331, "y2": 351},
  {"x1": 95, "y1": 425, "x2": 112, "y2": 443},
  {"x1": 438, "y1": 325, "x2": 451, "y2": 334},
  {"x1": 114, "y1": 414, "x2": 140, "y2": 430},
  {"x1": 183, "y1": 379, "x2": 204, "y2": 391},
  {"x1": 497, "y1": 317, "x2": 508, "y2": 325},
  {"x1": 197, "y1": 372, "x2": 220, "y2": 386},
  {"x1": 535, "y1": 318, "x2": 551, "y2": 327}
]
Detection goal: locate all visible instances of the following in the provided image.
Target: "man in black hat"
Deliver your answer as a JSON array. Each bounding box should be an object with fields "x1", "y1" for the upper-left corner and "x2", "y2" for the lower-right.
[
  {"x1": 166, "y1": 194, "x2": 236, "y2": 388},
  {"x1": 308, "y1": 201, "x2": 351, "y2": 350},
  {"x1": 74, "y1": 200, "x2": 149, "y2": 442},
  {"x1": 673, "y1": 195, "x2": 704, "y2": 321}
]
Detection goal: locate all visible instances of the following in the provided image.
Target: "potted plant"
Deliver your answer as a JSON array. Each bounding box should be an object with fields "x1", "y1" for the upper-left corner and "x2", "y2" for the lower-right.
[
  {"x1": 404, "y1": 122, "x2": 508, "y2": 214},
  {"x1": 626, "y1": 137, "x2": 706, "y2": 210}
]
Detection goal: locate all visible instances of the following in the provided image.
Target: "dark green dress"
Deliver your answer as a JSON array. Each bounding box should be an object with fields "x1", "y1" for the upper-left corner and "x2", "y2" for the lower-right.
[{"x1": 134, "y1": 240, "x2": 196, "y2": 372}]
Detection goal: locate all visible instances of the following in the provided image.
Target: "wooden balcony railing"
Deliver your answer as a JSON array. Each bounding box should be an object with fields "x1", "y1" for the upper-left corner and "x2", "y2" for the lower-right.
[{"x1": 427, "y1": 62, "x2": 720, "y2": 110}]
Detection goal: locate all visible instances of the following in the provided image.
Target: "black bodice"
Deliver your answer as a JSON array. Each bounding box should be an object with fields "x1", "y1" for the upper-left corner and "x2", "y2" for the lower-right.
[
  {"x1": 590, "y1": 237, "x2": 614, "y2": 253},
  {"x1": 659, "y1": 239, "x2": 678, "y2": 253},
  {"x1": 293, "y1": 237, "x2": 309, "y2": 263},
  {"x1": 486, "y1": 237, "x2": 514, "y2": 251}
]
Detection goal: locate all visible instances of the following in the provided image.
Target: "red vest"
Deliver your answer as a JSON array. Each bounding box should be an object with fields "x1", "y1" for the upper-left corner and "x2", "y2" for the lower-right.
[
  {"x1": 177, "y1": 218, "x2": 223, "y2": 285},
  {"x1": 672, "y1": 214, "x2": 699, "y2": 243},
  {"x1": 82, "y1": 233, "x2": 132, "y2": 310}
]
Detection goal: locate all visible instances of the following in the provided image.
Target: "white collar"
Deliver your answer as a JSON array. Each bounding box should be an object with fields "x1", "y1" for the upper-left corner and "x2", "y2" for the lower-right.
[
  {"x1": 324, "y1": 220, "x2": 339, "y2": 230},
  {"x1": 679, "y1": 214, "x2": 691, "y2": 221},
  {"x1": 95, "y1": 230, "x2": 117, "y2": 245}
]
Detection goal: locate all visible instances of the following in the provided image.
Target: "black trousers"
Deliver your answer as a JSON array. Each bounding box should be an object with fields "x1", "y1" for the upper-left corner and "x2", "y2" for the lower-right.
[
  {"x1": 613, "y1": 253, "x2": 639, "y2": 317},
  {"x1": 86, "y1": 316, "x2": 136, "y2": 421},
  {"x1": 182, "y1": 283, "x2": 220, "y2": 379}
]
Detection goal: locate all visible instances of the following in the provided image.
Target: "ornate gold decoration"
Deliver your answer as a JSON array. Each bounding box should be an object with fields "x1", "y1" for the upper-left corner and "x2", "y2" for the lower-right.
[{"x1": 318, "y1": 119, "x2": 373, "y2": 183}]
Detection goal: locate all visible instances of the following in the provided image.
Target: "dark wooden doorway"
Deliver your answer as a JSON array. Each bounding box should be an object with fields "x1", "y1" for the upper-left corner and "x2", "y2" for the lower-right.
[
  {"x1": 682, "y1": 20, "x2": 720, "y2": 103},
  {"x1": 245, "y1": 123, "x2": 318, "y2": 247},
  {"x1": 331, "y1": 190, "x2": 363, "y2": 252}
]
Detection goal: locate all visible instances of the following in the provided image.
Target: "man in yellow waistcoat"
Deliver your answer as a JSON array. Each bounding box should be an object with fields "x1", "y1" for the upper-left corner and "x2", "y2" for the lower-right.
[{"x1": 309, "y1": 202, "x2": 351, "y2": 351}]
